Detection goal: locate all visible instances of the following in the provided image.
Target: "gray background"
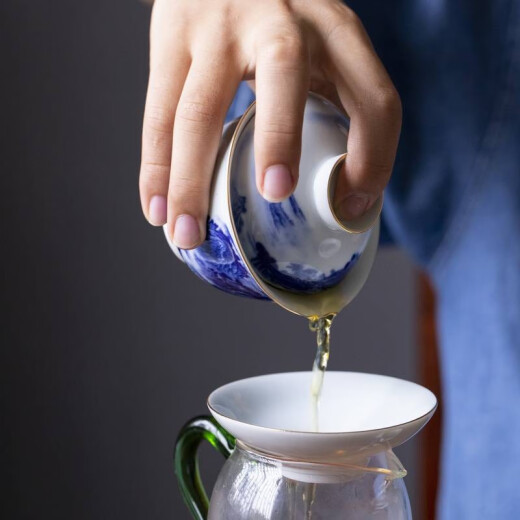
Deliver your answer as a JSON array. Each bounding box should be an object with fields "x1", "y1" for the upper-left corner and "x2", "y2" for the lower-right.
[{"x1": 0, "y1": 1, "x2": 420, "y2": 518}]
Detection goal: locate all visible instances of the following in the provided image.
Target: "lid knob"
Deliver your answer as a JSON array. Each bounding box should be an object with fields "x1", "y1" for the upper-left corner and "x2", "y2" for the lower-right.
[{"x1": 313, "y1": 153, "x2": 383, "y2": 234}]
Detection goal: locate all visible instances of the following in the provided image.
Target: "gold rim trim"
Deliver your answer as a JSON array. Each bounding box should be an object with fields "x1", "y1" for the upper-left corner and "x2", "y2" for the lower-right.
[{"x1": 225, "y1": 100, "x2": 299, "y2": 315}]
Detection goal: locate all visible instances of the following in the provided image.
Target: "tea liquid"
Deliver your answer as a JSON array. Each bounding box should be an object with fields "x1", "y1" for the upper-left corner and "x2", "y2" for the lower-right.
[
  {"x1": 308, "y1": 313, "x2": 335, "y2": 432},
  {"x1": 301, "y1": 313, "x2": 335, "y2": 519}
]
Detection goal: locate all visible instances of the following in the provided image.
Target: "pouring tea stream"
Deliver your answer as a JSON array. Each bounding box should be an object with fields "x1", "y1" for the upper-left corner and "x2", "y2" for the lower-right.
[
  {"x1": 166, "y1": 94, "x2": 437, "y2": 519},
  {"x1": 164, "y1": 93, "x2": 383, "y2": 433}
]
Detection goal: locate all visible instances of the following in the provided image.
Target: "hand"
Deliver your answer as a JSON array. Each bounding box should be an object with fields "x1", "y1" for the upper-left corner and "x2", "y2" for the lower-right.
[{"x1": 139, "y1": 0, "x2": 402, "y2": 249}]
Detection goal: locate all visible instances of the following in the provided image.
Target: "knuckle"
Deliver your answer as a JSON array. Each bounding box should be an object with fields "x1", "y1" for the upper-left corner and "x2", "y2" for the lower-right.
[
  {"x1": 349, "y1": 86, "x2": 402, "y2": 123},
  {"x1": 261, "y1": 29, "x2": 305, "y2": 65},
  {"x1": 325, "y1": 5, "x2": 362, "y2": 42},
  {"x1": 143, "y1": 104, "x2": 173, "y2": 134},
  {"x1": 175, "y1": 99, "x2": 218, "y2": 133},
  {"x1": 258, "y1": 118, "x2": 300, "y2": 139},
  {"x1": 342, "y1": 6, "x2": 362, "y2": 27},
  {"x1": 326, "y1": 0, "x2": 357, "y2": 21},
  {"x1": 169, "y1": 175, "x2": 206, "y2": 203},
  {"x1": 139, "y1": 161, "x2": 170, "y2": 189},
  {"x1": 256, "y1": 134, "x2": 301, "y2": 165},
  {"x1": 371, "y1": 86, "x2": 402, "y2": 119},
  {"x1": 143, "y1": 126, "x2": 170, "y2": 153}
]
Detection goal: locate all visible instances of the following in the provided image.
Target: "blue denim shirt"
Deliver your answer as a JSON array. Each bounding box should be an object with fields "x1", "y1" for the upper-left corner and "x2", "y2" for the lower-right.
[{"x1": 228, "y1": 1, "x2": 520, "y2": 517}]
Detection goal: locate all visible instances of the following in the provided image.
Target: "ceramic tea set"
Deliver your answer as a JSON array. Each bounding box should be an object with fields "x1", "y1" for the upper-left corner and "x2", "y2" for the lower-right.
[
  {"x1": 164, "y1": 93, "x2": 382, "y2": 317},
  {"x1": 164, "y1": 94, "x2": 437, "y2": 519}
]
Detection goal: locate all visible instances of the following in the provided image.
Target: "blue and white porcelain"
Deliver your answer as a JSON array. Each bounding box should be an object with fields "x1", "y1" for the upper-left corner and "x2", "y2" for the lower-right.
[{"x1": 165, "y1": 93, "x2": 382, "y2": 317}]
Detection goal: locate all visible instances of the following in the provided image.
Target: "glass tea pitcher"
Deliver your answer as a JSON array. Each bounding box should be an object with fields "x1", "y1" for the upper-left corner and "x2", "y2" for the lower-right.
[{"x1": 175, "y1": 372, "x2": 437, "y2": 519}]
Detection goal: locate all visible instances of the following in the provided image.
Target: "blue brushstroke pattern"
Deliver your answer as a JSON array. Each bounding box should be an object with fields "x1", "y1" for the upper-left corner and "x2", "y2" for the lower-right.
[
  {"x1": 289, "y1": 195, "x2": 306, "y2": 222},
  {"x1": 180, "y1": 219, "x2": 267, "y2": 299},
  {"x1": 268, "y1": 202, "x2": 294, "y2": 229},
  {"x1": 230, "y1": 183, "x2": 353, "y2": 294},
  {"x1": 250, "y1": 241, "x2": 360, "y2": 294}
]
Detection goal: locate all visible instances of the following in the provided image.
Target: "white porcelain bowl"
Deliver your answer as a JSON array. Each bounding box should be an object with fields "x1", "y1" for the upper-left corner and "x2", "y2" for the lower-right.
[{"x1": 208, "y1": 371, "x2": 437, "y2": 463}]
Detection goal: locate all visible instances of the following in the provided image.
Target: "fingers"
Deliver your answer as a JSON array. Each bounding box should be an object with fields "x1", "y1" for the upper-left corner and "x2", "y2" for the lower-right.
[
  {"x1": 139, "y1": 18, "x2": 190, "y2": 227},
  {"x1": 254, "y1": 24, "x2": 310, "y2": 201},
  {"x1": 323, "y1": 9, "x2": 402, "y2": 221},
  {"x1": 167, "y1": 54, "x2": 241, "y2": 248}
]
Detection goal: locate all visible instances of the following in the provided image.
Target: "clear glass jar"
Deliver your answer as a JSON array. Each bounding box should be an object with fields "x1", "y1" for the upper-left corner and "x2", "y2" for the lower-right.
[{"x1": 176, "y1": 417, "x2": 412, "y2": 520}]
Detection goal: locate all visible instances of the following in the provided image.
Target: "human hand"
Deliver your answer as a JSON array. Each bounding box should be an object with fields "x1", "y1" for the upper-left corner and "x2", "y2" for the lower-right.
[{"x1": 139, "y1": 0, "x2": 401, "y2": 249}]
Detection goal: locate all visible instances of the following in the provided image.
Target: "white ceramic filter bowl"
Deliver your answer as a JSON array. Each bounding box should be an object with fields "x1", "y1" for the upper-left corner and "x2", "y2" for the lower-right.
[{"x1": 208, "y1": 372, "x2": 437, "y2": 465}]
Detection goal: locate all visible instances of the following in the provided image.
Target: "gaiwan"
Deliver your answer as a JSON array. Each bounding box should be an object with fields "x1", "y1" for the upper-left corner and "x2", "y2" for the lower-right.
[{"x1": 165, "y1": 93, "x2": 382, "y2": 318}]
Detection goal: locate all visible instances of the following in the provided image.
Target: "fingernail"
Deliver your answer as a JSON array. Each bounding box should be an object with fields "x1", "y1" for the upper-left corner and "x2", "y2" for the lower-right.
[
  {"x1": 336, "y1": 193, "x2": 370, "y2": 221},
  {"x1": 173, "y1": 214, "x2": 201, "y2": 249},
  {"x1": 148, "y1": 195, "x2": 167, "y2": 226},
  {"x1": 263, "y1": 165, "x2": 294, "y2": 202}
]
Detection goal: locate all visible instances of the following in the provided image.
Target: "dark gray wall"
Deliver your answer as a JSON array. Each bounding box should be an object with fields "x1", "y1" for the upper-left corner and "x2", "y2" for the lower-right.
[{"x1": 0, "y1": 1, "x2": 420, "y2": 519}]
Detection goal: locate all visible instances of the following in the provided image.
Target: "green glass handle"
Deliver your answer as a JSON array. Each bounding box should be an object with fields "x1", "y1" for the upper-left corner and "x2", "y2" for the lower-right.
[{"x1": 174, "y1": 416, "x2": 236, "y2": 520}]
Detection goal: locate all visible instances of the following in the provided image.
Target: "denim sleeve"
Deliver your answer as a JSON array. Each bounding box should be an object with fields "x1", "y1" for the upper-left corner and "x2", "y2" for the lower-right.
[{"x1": 226, "y1": 83, "x2": 255, "y2": 123}]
